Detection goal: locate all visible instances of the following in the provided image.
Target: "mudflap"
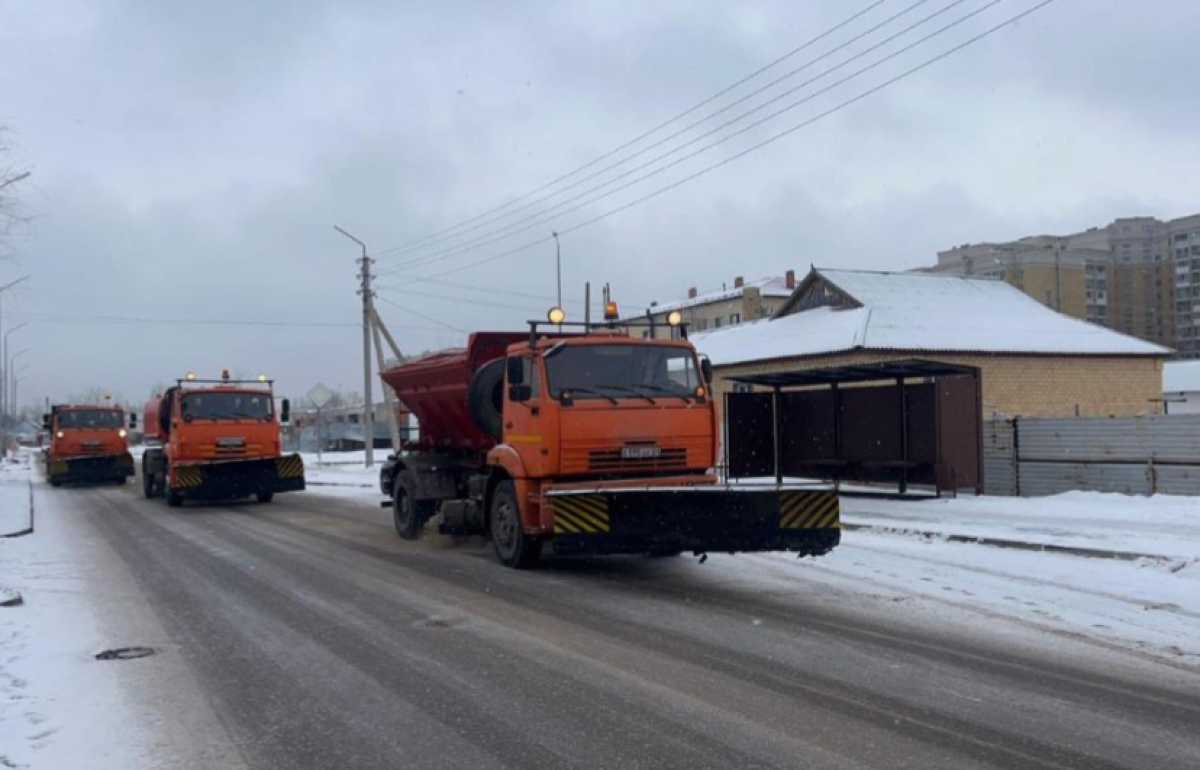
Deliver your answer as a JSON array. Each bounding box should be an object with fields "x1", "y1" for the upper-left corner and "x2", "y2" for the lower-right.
[
  {"x1": 547, "y1": 487, "x2": 840, "y2": 557},
  {"x1": 47, "y1": 453, "x2": 135, "y2": 484},
  {"x1": 172, "y1": 454, "x2": 305, "y2": 500}
]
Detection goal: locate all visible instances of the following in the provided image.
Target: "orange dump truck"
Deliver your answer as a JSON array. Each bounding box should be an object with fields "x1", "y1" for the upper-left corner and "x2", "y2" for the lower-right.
[
  {"x1": 379, "y1": 313, "x2": 840, "y2": 568},
  {"x1": 43, "y1": 404, "x2": 135, "y2": 486},
  {"x1": 141, "y1": 372, "x2": 304, "y2": 506}
]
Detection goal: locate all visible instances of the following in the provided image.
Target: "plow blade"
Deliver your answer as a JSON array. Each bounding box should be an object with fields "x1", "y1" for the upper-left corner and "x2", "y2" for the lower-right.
[
  {"x1": 546, "y1": 487, "x2": 839, "y2": 557},
  {"x1": 47, "y1": 452, "x2": 134, "y2": 484},
  {"x1": 173, "y1": 454, "x2": 305, "y2": 500}
]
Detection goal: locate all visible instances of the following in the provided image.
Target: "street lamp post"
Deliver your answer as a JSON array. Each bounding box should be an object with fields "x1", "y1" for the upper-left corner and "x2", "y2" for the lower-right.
[
  {"x1": 0, "y1": 275, "x2": 32, "y2": 436},
  {"x1": 2, "y1": 322, "x2": 29, "y2": 426},
  {"x1": 12, "y1": 363, "x2": 30, "y2": 432},
  {"x1": 333, "y1": 225, "x2": 374, "y2": 468},
  {"x1": 8, "y1": 347, "x2": 30, "y2": 424}
]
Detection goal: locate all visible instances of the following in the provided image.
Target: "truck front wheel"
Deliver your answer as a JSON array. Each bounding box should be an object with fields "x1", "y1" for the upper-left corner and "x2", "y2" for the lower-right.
[
  {"x1": 489, "y1": 480, "x2": 541, "y2": 569},
  {"x1": 392, "y1": 476, "x2": 430, "y2": 540}
]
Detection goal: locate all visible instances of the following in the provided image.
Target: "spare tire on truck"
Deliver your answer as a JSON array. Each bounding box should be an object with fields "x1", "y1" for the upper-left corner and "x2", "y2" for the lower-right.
[{"x1": 467, "y1": 357, "x2": 506, "y2": 441}]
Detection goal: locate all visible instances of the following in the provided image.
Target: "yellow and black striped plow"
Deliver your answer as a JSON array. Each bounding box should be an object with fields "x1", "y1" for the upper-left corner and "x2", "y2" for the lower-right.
[
  {"x1": 778, "y1": 490, "x2": 840, "y2": 530},
  {"x1": 551, "y1": 495, "x2": 612, "y2": 535},
  {"x1": 276, "y1": 454, "x2": 304, "y2": 480},
  {"x1": 174, "y1": 465, "x2": 204, "y2": 489}
]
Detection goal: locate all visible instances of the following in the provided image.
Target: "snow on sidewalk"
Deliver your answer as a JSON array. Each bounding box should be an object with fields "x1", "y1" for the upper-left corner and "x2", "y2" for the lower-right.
[
  {"x1": 841, "y1": 491, "x2": 1200, "y2": 560},
  {"x1": 727, "y1": 492, "x2": 1200, "y2": 667},
  {"x1": 1, "y1": 450, "x2": 243, "y2": 769}
]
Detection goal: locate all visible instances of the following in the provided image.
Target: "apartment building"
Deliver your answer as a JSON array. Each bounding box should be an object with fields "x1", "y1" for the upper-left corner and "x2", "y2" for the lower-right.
[
  {"x1": 928, "y1": 212, "x2": 1199, "y2": 353},
  {"x1": 630, "y1": 272, "x2": 798, "y2": 339}
]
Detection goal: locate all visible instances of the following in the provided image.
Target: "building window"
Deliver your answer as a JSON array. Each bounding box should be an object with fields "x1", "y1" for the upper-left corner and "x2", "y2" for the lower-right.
[
  {"x1": 714, "y1": 317, "x2": 722, "y2": 328},
  {"x1": 730, "y1": 313, "x2": 741, "y2": 325}
]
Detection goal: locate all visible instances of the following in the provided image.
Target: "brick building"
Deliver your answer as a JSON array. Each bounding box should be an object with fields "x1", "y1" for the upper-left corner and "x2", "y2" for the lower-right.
[{"x1": 692, "y1": 268, "x2": 1170, "y2": 419}]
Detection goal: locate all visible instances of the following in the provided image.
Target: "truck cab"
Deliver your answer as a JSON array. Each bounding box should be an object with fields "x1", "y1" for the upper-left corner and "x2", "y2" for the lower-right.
[
  {"x1": 141, "y1": 371, "x2": 304, "y2": 506},
  {"x1": 43, "y1": 404, "x2": 135, "y2": 486}
]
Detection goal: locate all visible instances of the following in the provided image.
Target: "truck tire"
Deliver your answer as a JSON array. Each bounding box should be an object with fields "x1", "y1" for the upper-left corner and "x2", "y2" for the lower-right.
[
  {"x1": 467, "y1": 358, "x2": 505, "y2": 441},
  {"x1": 166, "y1": 489, "x2": 183, "y2": 507},
  {"x1": 50, "y1": 479, "x2": 62, "y2": 488},
  {"x1": 256, "y1": 491, "x2": 274, "y2": 504},
  {"x1": 392, "y1": 475, "x2": 432, "y2": 540},
  {"x1": 489, "y1": 480, "x2": 541, "y2": 568}
]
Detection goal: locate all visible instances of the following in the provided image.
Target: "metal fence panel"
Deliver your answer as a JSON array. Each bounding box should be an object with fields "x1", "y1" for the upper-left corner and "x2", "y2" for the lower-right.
[
  {"x1": 1018, "y1": 461, "x2": 1152, "y2": 497},
  {"x1": 983, "y1": 419, "x2": 1016, "y2": 496},
  {"x1": 1018, "y1": 414, "x2": 1200, "y2": 464},
  {"x1": 1007, "y1": 414, "x2": 1200, "y2": 497}
]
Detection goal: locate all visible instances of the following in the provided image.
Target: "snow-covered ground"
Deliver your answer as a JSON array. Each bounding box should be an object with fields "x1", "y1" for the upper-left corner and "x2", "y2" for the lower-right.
[{"x1": 0, "y1": 450, "x2": 240, "y2": 769}]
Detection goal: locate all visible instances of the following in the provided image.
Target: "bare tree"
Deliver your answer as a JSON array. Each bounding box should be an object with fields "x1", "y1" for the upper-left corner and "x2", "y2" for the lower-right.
[{"x1": 0, "y1": 127, "x2": 31, "y2": 256}]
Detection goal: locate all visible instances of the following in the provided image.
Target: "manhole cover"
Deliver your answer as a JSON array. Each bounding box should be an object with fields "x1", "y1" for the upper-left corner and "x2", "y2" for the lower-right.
[{"x1": 94, "y1": 646, "x2": 156, "y2": 661}]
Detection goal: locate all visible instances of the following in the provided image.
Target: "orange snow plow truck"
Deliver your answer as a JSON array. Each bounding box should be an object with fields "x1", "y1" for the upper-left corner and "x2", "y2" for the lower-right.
[
  {"x1": 379, "y1": 309, "x2": 840, "y2": 568},
  {"x1": 141, "y1": 371, "x2": 304, "y2": 506},
  {"x1": 43, "y1": 403, "x2": 135, "y2": 486}
]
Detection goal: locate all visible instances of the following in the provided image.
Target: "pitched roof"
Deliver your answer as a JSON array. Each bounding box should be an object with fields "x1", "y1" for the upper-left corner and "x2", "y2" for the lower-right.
[
  {"x1": 693, "y1": 267, "x2": 1171, "y2": 367},
  {"x1": 1164, "y1": 360, "x2": 1200, "y2": 392},
  {"x1": 639, "y1": 275, "x2": 794, "y2": 316}
]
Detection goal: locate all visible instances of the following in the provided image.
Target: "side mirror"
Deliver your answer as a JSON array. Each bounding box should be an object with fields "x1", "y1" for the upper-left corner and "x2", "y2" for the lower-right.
[
  {"x1": 506, "y1": 356, "x2": 524, "y2": 385},
  {"x1": 280, "y1": 398, "x2": 291, "y2": 424},
  {"x1": 42, "y1": 414, "x2": 51, "y2": 430},
  {"x1": 700, "y1": 357, "x2": 713, "y2": 384},
  {"x1": 129, "y1": 412, "x2": 138, "y2": 429},
  {"x1": 508, "y1": 384, "x2": 532, "y2": 403}
]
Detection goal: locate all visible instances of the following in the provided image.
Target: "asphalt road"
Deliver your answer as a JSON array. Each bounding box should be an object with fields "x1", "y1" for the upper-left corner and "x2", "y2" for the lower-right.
[{"x1": 44, "y1": 481, "x2": 1200, "y2": 769}]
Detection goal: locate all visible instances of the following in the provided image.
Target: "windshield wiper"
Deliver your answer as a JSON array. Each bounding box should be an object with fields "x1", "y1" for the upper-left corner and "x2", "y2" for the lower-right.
[
  {"x1": 597, "y1": 385, "x2": 656, "y2": 405},
  {"x1": 558, "y1": 386, "x2": 618, "y2": 405},
  {"x1": 638, "y1": 384, "x2": 693, "y2": 404}
]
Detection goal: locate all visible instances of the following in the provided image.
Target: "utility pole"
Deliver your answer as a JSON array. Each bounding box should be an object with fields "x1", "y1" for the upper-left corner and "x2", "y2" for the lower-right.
[{"x1": 334, "y1": 226, "x2": 374, "y2": 468}]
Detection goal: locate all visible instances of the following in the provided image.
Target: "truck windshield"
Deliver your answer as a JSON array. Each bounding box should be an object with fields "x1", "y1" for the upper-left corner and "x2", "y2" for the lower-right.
[
  {"x1": 544, "y1": 344, "x2": 700, "y2": 401},
  {"x1": 181, "y1": 392, "x2": 273, "y2": 421},
  {"x1": 56, "y1": 410, "x2": 123, "y2": 429}
]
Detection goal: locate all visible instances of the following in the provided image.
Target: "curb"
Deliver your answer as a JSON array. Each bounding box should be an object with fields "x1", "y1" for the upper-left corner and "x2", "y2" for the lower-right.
[{"x1": 841, "y1": 522, "x2": 1173, "y2": 562}]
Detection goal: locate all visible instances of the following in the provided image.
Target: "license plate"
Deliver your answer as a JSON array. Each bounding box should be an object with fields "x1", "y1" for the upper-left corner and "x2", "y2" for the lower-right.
[{"x1": 621, "y1": 445, "x2": 661, "y2": 460}]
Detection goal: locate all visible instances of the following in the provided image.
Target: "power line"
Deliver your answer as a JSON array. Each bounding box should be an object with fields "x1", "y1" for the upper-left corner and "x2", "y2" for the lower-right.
[
  {"x1": 401, "y1": 0, "x2": 1058, "y2": 281},
  {"x1": 383, "y1": 0, "x2": 991, "y2": 277},
  {"x1": 372, "y1": 1, "x2": 891, "y2": 260},
  {"x1": 377, "y1": 287, "x2": 543, "y2": 314},
  {"x1": 375, "y1": 296, "x2": 470, "y2": 334},
  {"x1": 381, "y1": 0, "x2": 939, "y2": 267}
]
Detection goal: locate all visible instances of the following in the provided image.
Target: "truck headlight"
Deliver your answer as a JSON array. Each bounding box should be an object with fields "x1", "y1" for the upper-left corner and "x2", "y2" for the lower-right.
[
  {"x1": 667, "y1": 310, "x2": 684, "y2": 326},
  {"x1": 56, "y1": 430, "x2": 64, "y2": 439},
  {"x1": 118, "y1": 429, "x2": 128, "y2": 438}
]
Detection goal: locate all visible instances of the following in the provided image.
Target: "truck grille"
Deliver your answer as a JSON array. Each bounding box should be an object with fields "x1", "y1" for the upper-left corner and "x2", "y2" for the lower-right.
[{"x1": 588, "y1": 447, "x2": 687, "y2": 473}]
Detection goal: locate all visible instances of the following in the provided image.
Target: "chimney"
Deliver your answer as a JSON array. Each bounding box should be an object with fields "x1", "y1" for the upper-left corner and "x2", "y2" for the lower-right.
[
  {"x1": 785, "y1": 269, "x2": 795, "y2": 289},
  {"x1": 734, "y1": 276, "x2": 744, "y2": 288},
  {"x1": 687, "y1": 286, "x2": 697, "y2": 299}
]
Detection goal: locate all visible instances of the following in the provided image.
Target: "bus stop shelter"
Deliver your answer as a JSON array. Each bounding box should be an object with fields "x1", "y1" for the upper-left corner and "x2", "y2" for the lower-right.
[{"x1": 723, "y1": 359, "x2": 983, "y2": 495}]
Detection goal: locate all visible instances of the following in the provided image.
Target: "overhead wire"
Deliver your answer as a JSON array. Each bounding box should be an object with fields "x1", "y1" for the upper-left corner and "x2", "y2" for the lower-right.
[
  {"x1": 398, "y1": 0, "x2": 1059, "y2": 281},
  {"x1": 380, "y1": 0, "x2": 938, "y2": 268},
  {"x1": 374, "y1": 295, "x2": 470, "y2": 334},
  {"x1": 382, "y1": 0, "x2": 994, "y2": 278},
  {"x1": 372, "y1": 0, "x2": 891, "y2": 260}
]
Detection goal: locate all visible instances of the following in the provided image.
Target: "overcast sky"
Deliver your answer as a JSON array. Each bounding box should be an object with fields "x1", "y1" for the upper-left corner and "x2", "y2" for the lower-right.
[{"x1": 1, "y1": 0, "x2": 1197, "y2": 407}]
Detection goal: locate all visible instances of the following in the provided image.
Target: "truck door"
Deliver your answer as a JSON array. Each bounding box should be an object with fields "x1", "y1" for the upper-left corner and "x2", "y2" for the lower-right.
[{"x1": 504, "y1": 356, "x2": 550, "y2": 476}]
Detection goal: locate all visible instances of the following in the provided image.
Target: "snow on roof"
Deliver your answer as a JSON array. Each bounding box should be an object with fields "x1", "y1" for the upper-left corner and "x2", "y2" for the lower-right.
[
  {"x1": 640, "y1": 276, "x2": 794, "y2": 316},
  {"x1": 1163, "y1": 360, "x2": 1200, "y2": 392},
  {"x1": 693, "y1": 268, "x2": 1171, "y2": 367}
]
